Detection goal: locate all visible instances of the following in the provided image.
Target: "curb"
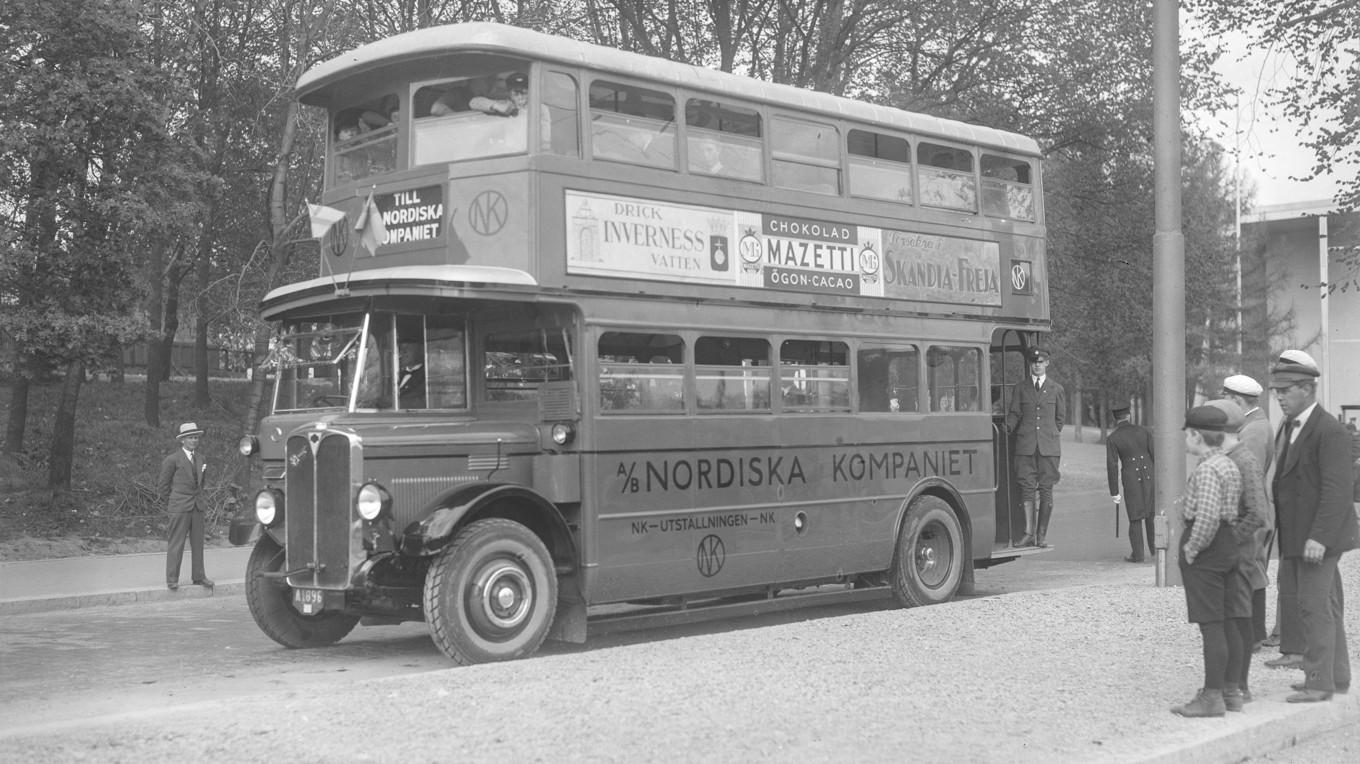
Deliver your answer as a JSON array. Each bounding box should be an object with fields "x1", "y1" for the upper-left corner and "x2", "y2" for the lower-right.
[
  {"x1": 0, "y1": 582, "x2": 245, "y2": 616},
  {"x1": 1143, "y1": 691, "x2": 1360, "y2": 763}
]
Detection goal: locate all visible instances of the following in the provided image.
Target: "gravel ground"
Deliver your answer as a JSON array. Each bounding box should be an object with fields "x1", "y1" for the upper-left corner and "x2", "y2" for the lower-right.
[{"x1": 2, "y1": 555, "x2": 1357, "y2": 763}]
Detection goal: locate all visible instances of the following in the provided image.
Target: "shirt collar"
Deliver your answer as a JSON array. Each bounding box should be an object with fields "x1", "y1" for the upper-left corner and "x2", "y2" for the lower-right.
[
  {"x1": 182, "y1": 447, "x2": 196, "y2": 461},
  {"x1": 1292, "y1": 402, "x2": 1318, "y2": 429}
]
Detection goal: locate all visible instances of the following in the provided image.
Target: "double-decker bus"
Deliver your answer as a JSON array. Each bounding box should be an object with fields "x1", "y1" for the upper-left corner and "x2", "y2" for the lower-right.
[{"x1": 234, "y1": 23, "x2": 1050, "y2": 665}]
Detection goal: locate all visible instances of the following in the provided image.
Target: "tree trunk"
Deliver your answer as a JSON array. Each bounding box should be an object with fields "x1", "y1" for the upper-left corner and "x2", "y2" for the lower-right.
[
  {"x1": 195, "y1": 231, "x2": 211, "y2": 406},
  {"x1": 47, "y1": 359, "x2": 85, "y2": 490},
  {"x1": 4, "y1": 373, "x2": 30, "y2": 455}
]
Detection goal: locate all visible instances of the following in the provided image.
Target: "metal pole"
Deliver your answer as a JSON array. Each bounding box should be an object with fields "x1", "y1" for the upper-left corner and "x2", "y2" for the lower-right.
[
  {"x1": 1153, "y1": 0, "x2": 1186, "y2": 587},
  {"x1": 1319, "y1": 215, "x2": 1329, "y2": 411}
]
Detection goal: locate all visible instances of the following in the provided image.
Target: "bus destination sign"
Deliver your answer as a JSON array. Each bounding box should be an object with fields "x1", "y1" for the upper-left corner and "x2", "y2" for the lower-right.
[{"x1": 565, "y1": 190, "x2": 1000, "y2": 306}]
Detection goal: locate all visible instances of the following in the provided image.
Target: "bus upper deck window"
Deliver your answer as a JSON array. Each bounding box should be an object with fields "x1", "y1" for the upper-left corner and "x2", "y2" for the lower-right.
[
  {"x1": 771, "y1": 117, "x2": 840, "y2": 196},
  {"x1": 589, "y1": 80, "x2": 676, "y2": 169},
  {"x1": 848, "y1": 129, "x2": 913, "y2": 204},
  {"x1": 412, "y1": 69, "x2": 543, "y2": 163},
  {"x1": 331, "y1": 94, "x2": 399, "y2": 185},
  {"x1": 685, "y1": 99, "x2": 762, "y2": 181},
  {"x1": 917, "y1": 142, "x2": 976, "y2": 212},
  {"x1": 981, "y1": 155, "x2": 1036, "y2": 221}
]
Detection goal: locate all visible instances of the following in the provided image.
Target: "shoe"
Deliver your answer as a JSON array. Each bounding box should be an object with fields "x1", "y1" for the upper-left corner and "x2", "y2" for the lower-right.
[
  {"x1": 1286, "y1": 689, "x2": 1333, "y2": 703},
  {"x1": 166, "y1": 582, "x2": 179, "y2": 591},
  {"x1": 1124, "y1": 554, "x2": 1145, "y2": 563},
  {"x1": 193, "y1": 578, "x2": 215, "y2": 589},
  {"x1": 1265, "y1": 654, "x2": 1304, "y2": 669},
  {"x1": 1263, "y1": 634, "x2": 1281, "y2": 647},
  {"x1": 1222, "y1": 685, "x2": 1244, "y2": 712},
  {"x1": 1241, "y1": 686, "x2": 1253, "y2": 703},
  {"x1": 1292, "y1": 682, "x2": 1349, "y2": 694},
  {"x1": 1252, "y1": 640, "x2": 1263, "y2": 653},
  {"x1": 1015, "y1": 534, "x2": 1036, "y2": 547},
  {"x1": 1171, "y1": 688, "x2": 1226, "y2": 717}
]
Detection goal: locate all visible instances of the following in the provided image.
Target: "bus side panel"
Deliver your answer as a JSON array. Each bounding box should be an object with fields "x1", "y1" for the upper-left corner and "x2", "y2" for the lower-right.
[{"x1": 581, "y1": 415, "x2": 993, "y2": 604}]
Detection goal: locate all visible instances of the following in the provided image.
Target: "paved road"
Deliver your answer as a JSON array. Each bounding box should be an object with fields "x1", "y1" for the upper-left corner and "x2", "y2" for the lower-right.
[{"x1": 0, "y1": 554, "x2": 1143, "y2": 737}]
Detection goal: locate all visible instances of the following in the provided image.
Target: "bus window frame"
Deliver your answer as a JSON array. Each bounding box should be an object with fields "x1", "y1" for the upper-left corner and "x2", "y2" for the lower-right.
[
  {"x1": 769, "y1": 114, "x2": 841, "y2": 196},
  {"x1": 588, "y1": 78, "x2": 678, "y2": 170},
  {"x1": 917, "y1": 141, "x2": 978, "y2": 213},
  {"x1": 847, "y1": 128, "x2": 914, "y2": 205}
]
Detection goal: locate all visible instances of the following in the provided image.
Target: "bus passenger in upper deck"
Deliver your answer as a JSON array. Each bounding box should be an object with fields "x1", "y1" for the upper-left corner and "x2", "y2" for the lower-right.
[
  {"x1": 471, "y1": 72, "x2": 529, "y2": 117},
  {"x1": 694, "y1": 138, "x2": 724, "y2": 174}
]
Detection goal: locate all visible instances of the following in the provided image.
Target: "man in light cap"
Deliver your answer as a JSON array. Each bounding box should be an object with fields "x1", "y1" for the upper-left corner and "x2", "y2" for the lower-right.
[
  {"x1": 1004, "y1": 346, "x2": 1065, "y2": 547},
  {"x1": 158, "y1": 422, "x2": 214, "y2": 591},
  {"x1": 1267, "y1": 349, "x2": 1358, "y2": 702},
  {"x1": 1205, "y1": 398, "x2": 1268, "y2": 708},
  {"x1": 1220, "y1": 373, "x2": 1274, "y2": 649}
]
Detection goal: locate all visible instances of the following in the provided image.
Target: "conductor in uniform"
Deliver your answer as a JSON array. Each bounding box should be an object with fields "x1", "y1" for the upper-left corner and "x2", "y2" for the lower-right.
[
  {"x1": 1106, "y1": 405, "x2": 1155, "y2": 562},
  {"x1": 1005, "y1": 346, "x2": 1065, "y2": 547}
]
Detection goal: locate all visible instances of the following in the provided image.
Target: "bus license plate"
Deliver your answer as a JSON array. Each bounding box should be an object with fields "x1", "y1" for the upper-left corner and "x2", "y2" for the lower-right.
[{"x1": 293, "y1": 588, "x2": 324, "y2": 614}]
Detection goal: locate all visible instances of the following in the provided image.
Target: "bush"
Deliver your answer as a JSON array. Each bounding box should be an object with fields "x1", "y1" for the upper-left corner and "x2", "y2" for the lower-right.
[{"x1": 0, "y1": 378, "x2": 256, "y2": 542}]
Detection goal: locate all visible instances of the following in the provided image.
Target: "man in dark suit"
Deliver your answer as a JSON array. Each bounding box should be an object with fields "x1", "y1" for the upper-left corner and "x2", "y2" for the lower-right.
[
  {"x1": 1268, "y1": 350, "x2": 1359, "y2": 702},
  {"x1": 159, "y1": 422, "x2": 214, "y2": 591},
  {"x1": 1005, "y1": 346, "x2": 1066, "y2": 547},
  {"x1": 1106, "y1": 405, "x2": 1155, "y2": 562}
]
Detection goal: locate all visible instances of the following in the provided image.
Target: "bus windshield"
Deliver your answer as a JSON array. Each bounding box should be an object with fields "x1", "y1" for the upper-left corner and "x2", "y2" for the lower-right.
[{"x1": 269, "y1": 318, "x2": 368, "y2": 412}]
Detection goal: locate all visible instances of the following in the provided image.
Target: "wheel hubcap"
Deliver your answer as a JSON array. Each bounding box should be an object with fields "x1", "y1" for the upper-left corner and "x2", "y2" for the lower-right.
[
  {"x1": 470, "y1": 561, "x2": 532, "y2": 634},
  {"x1": 915, "y1": 522, "x2": 952, "y2": 588}
]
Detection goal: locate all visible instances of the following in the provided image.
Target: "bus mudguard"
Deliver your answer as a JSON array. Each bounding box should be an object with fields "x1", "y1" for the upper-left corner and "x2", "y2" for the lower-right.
[{"x1": 399, "y1": 483, "x2": 574, "y2": 563}]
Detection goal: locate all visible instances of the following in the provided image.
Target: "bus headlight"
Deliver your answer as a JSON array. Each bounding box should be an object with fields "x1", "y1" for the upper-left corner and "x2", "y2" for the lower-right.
[
  {"x1": 238, "y1": 435, "x2": 258, "y2": 456},
  {"x1": 356, "y1": 482, "x2": 391, "y2": 521},
  {"x1": 255, "y1": 489, "x2": 282, "y2": 527},
  {"x1": 550, "y1": 423, "x2": 576, "y2": 445}
]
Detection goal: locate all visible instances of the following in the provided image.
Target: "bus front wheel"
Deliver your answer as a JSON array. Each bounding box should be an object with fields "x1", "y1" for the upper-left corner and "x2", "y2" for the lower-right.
[
  {"x1": 246, "y1": 535, "x2": 360, "y2": 648},
  {"x1": 889, "y1": 496, "x2": 964, "y2": 608},
  {"x1": 423, "y1": 518, "x2": 558, "y2": 665}
]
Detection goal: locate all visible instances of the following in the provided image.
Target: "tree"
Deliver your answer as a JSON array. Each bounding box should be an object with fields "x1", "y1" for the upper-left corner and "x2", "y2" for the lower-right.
[
  {"x1": 0, "y1": 0, "x2": 199, "y2": 488},
  {"x1": 1187, "y1": 0, "x2": 1360, "y2": 212}
]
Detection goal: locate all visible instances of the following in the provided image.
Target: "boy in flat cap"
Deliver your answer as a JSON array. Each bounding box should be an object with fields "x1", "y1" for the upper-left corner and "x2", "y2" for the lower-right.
[
  {"x1": 1220, "y1": 373, "x2": 1275, "y2": 651},
  {"x1": 1004, "y1": 346, "x2": 1065, "y2": 546},
  {"x1": 1267, "y1": 349, "x2": 1358, "y2": 702},
  {"x1": 158, "y1": 422, "x2": 214, "y2": 591},
  {"x1": 1106, "y1": 405, "x2": 1155, "y2": 562},
  {"x1": 1171, "y1": 404, "x2": 1246, "y2": 717}
]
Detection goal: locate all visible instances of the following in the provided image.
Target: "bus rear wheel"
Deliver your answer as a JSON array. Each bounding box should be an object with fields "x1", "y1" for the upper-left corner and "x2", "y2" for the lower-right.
[
  {"x1": 423, "y1": 518, "x2": 558, "y2": 665},
  {"x1": 246, "y1": 534, "x2": 360, "y2": 648},
  {"x1": 889, "y1": 496, "x2": 964, "y2": 608}
]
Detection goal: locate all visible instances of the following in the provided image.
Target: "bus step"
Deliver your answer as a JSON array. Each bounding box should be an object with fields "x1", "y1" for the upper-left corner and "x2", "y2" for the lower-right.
[{"x1": 588, "y1": 585, "x2": 892, "y2": 637}]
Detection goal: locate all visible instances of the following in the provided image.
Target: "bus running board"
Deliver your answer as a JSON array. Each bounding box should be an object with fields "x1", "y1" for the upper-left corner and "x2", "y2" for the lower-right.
[{"x1": 587, "y1": 585, "x2": 892, "y2": 637}]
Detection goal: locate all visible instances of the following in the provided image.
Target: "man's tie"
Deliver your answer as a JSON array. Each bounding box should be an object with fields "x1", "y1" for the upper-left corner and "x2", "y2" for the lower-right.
[
  {"x1": 1278, "y1": 418, "x2": 1296, "y2": 467},
  {"x1": 1034, "y1": 377, "x2": 1041, "y2": 392}
]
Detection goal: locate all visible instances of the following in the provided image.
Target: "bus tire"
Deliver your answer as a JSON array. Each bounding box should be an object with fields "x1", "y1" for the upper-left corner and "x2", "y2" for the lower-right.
[
  {"x1": 246, "y1": 534, "x2": 359, "y2": 648},
  {"x1": 423, "y1": 518, "x2": 558, "y2": 665},
  {"x1": 889, "y1": 495, "x2": 964, "y2": 608}
]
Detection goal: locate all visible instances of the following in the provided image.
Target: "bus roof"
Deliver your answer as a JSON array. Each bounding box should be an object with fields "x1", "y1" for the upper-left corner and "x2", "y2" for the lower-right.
[{"x1": 297, "y1": 22, "x2": 1041, "y2": 156}]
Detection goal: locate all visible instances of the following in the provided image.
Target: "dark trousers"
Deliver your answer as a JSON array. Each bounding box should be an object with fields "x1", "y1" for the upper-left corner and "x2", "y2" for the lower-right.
[
  {"x1": 166, "y1": 510, "x2": 206, "y2": 584},
  {"x1": 1295, "y1": 556, "x2": 1352, "y2": 692},
  {"x1": 1128, "y1": 517, "x2": 1155, "y2": 561},
  {"x1": 1277, "y1": 558, "x2": 1307, "y2": 655}
]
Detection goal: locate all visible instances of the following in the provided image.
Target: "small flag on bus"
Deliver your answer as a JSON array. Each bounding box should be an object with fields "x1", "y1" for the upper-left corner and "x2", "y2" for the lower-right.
[
  {"x1": 354, "y1": 192, "x2": 388, "y2": 255},
  {"x1": 306, "y1": 202, "x2": 346, "y2": 239}
]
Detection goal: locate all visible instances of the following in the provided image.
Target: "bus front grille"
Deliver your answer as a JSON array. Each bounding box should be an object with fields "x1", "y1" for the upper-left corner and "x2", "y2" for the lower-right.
[{"x1": 285, "y1": 432, "x2": 353, "y2": 589}]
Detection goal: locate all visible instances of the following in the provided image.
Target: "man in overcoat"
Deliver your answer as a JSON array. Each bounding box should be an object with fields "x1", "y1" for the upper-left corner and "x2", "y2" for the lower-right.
[
  {"x1": 159, "y1": 422, "x2": 214, "y2": 591},
  {"x1": 1268, "y1": 351, "x2": 1359, "y2": 702},
  {"x1": 1221, "y1": 373, "x2": 1274, "y2": 647},
  {"x1": 1005, "y1": 346, "x2": 1065, "y2": 547},
  {"x1": 1106, "y1": 405, "x2": 1155, "y2": 562}
]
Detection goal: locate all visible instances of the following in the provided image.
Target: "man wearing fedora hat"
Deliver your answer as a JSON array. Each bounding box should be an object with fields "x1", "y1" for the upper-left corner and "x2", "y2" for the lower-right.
[
  {"x1": 158, "y1": 422, "x2": 214, "y2": 591},
  {"x1": 1267, "y1": 350, "x2": 1358, "y2": 702}
]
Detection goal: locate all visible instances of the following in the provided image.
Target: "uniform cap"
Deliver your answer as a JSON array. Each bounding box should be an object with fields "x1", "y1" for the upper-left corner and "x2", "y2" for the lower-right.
[
  {"x1": 176, "y1": 422, "x2": 205, "y2": 439},
  {"x1": 1221, "y1": 374, "x2": 1263, "y2": 397},
  {"x1": 1111, "y1": 405, "x2": 1130, "y2": 419},
  {"x1": 1184, "y1": 402, "x2": 1242, "y2": 432},
  {"x1": 506, "y1": 72, "x2": 529, "y2": 89},
  {"x1": 1026, "y1": 347, "x2": 1051, "y2": 362}
]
